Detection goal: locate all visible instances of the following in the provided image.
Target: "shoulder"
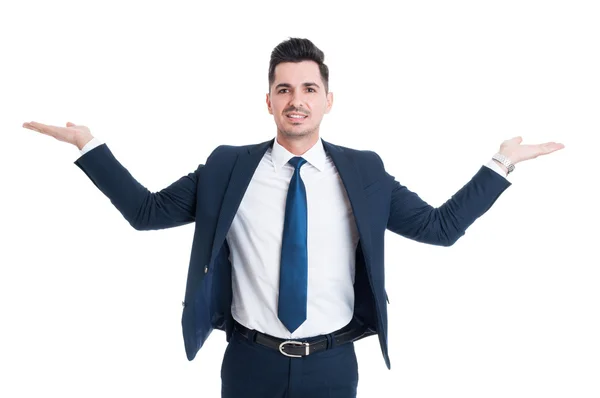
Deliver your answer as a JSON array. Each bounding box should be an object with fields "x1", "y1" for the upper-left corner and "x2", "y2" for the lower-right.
[
  {"x1": 206, "y1": 141, "x2": 264, "y2": 162},
  {"x1": 326, "y1": 141, "x2": 385, "y2": 170},
  {"x1": 350, "y1": 148, "x2": 384, "y2": 168},
  {"x1": 207, "y1": 144, "x2": 244, "y2": 158}
]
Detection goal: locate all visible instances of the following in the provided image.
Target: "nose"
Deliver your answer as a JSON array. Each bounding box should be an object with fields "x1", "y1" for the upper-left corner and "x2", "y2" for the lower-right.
[{"x1": 288, "y1": 91, "x2": 305, "y2": 109}]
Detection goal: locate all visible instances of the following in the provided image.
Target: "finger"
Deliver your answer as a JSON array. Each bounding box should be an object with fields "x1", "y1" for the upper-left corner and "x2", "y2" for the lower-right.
[
  {"x1": 541, "y1": 142, "x2": 565, "y2": 154},
  {"x1": 512, "y1": 136, "x2": 523, "y2": 144},
  {"x1": 23, "y1": 122, "x2": 43, "y2": 133},
  {"x1": 67, "y1": 122, "x2": 76, "y2": 127},
  {"x1": 24, "y1": 121, "x2": 49, "y2": 134},
  {"x1": 26, "y1": 121, "x2": 62, "y2": 137},
  {"x1": 533, "y1": 142, "x2": 564, "y2": 157}
]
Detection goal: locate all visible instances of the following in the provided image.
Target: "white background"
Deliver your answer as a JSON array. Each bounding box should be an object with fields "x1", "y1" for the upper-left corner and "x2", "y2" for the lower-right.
[{"x1": 2, "y1": 0, "x2": 598, "y2": 397}]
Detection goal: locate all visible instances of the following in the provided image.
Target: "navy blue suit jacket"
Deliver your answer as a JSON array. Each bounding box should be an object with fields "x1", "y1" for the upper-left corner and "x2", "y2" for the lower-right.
[{"x1": 74, "y1": 137, "x2": 511, "y2": 369}]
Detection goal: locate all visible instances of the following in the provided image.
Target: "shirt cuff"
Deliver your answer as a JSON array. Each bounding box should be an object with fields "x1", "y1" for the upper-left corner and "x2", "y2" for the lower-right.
[
  {"x1": 79, "y1": 137, "x2": 103, "y2": 156},
  {"x1": 484, "y1": 159, "x2": 508, "y2": 178}
]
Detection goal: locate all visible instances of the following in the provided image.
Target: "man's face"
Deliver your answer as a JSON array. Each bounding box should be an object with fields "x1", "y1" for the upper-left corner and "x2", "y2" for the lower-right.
[{"x1": 266, "y1": 60, "x2": 333, "y2": 140}]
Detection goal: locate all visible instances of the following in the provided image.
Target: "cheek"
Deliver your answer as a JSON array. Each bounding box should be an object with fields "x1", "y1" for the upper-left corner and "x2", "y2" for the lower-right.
[
  {"x1": 311, "y1": 104, "x2": 326, "y2": 118},
  {"x1": 311, "y1": 99, "x2": 327, "y2": 113},
  {"x1": 271, "y1": 101, "x2": 285, "y2": 115}
]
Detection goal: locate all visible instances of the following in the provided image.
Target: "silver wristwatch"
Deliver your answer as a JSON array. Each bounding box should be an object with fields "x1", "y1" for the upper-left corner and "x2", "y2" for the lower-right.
[{"x1": 492, "y1": 153, "x2": 515, "y2": 174}]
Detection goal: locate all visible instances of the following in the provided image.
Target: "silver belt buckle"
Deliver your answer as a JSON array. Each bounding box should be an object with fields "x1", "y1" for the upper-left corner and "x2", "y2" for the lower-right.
[{"x1": 279, "y1": 340, "x2": 310, "y2": 358}]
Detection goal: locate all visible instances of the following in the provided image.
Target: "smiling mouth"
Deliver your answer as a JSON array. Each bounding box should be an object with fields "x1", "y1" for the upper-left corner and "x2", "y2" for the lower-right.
[{"x1": 286, "y1": 113, "x2": 308, "y2": 121}]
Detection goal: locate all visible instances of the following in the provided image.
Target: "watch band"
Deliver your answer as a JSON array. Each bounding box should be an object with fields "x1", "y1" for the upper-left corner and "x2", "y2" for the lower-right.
[{"x1": 492, "y1": 153, "x2": 515, "y2": 174}]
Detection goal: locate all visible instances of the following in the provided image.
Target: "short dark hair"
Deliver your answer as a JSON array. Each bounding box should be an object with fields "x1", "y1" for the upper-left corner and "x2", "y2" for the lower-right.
[{"x1": 268, "y1": 37, "x2": 329, "y2": 93}]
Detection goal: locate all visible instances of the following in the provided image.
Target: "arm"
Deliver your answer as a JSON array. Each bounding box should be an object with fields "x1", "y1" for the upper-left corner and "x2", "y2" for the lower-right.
[
  {"x1": 385, "y1": 136, "x2": 564, "y2": 246},
  {"x1": 74, "y1": 143, "x2": 201, "y2": 231},
  {"x1": 22, "y1": 120, "x2": 203, "y2": 231},
  {"x1": 386, "y1": 165, "x2": 511, "y2": 246}
]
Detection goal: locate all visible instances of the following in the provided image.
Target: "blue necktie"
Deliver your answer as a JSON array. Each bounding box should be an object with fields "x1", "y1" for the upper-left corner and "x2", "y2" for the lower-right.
[{"x1": 278, "y1": 156, "x2": 308, "y2": 333}]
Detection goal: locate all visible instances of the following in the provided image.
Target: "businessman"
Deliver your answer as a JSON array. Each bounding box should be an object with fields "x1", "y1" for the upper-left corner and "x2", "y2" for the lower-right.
[{"x1": 22, "y1": 37, "x2": 564, "y2": 398}]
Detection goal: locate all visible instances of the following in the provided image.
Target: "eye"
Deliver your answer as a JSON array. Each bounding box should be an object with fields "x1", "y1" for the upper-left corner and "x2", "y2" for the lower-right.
[
  {"x1": 307, "y1": 87, "x2": 316, "y2": 93},
  {"x1": 278, "y1": 89, "x2": 289, "y2": 94}
]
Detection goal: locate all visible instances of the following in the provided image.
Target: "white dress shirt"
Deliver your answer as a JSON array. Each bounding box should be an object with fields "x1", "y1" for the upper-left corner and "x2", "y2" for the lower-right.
[
  {"x1": 226, "y1": 137, "x2": 361, "y2": 339},
  {"x1": 78, "y1": 137, "x2": 507, "y2": 339}
]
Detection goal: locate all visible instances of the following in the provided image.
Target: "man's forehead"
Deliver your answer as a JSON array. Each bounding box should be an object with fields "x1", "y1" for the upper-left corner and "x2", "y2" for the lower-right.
[
  {"x1": 273, "y1": 62, "x2": 322, "y2": 85},
  {"x1": 275, "y1": 61, "x2": 319, "y2": 75}
]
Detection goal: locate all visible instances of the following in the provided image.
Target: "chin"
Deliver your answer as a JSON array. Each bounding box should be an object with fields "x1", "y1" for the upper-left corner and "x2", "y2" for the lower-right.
[{"x1": 281, "y1": 127, "x2": 316, "y2": 138}]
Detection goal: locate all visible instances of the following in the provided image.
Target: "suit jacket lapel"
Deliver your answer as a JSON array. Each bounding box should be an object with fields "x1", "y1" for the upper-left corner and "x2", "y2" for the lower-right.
[
  {"x1": 209, "y1": 137, "x2": 374, "y2": 269},
  {"x1": 209, "y1": 139, "x2": 274, "y2": 265},
  {"x1": 321, "y1": 139, "x2": 374, "y2": 266}
]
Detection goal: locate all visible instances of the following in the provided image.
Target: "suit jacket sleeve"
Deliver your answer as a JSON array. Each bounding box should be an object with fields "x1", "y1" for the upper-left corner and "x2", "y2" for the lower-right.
[
  {"x1": 74, "y1": 143, "x2": 202, "y2": 231},
  {"x1": 385, "y1": 163, "x2": 512, "y2": 246}
]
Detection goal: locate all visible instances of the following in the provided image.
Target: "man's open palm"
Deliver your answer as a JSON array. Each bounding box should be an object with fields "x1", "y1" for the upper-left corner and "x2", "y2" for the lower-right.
[
  {"x1": 22, "y1": 121, "x2": 93, "y2": 150},
  {"x1": 500, "y1": 136, "x2": 565, "y2": 164}
]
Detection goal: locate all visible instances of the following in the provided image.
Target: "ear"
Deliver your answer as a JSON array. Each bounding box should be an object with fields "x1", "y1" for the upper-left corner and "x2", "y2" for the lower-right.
[
  {"x1": 266, "y1": 93, "x2": 273, "y2": 115},
  {"x1": 325, "y1": 91, "x2": 334, "y2": 114}
]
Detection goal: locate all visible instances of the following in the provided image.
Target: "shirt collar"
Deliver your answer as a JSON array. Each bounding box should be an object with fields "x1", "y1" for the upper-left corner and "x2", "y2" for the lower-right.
[{"x1": 271, "y1": 136, "x2": 326, "y2": 173}]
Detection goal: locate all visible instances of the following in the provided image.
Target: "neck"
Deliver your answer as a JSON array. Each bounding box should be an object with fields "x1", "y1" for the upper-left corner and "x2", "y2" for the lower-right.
[{"x1": 276, "y1": 131, "x2": 320, "y2": 155}]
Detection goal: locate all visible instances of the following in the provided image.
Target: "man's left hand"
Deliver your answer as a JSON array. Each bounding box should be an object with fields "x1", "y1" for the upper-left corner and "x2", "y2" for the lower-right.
[{"x1": 498, "y1": 136, "x2": 565, "y2": 165}]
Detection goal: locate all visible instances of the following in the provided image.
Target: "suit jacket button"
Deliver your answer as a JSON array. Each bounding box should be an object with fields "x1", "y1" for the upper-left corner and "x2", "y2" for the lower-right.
[{"x1": 204, "y1": 265, "x2": 209, "y2": 274}]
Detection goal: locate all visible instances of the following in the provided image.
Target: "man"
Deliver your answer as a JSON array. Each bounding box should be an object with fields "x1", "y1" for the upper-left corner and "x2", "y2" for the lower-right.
[{"x1": 22, "y1": 37, "x2": 564, "y2": 398}]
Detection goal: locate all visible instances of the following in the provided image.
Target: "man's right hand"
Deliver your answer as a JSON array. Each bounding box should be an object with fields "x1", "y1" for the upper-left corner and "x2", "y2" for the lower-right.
[{"x1": 22, "y1": 121, "x2": 94, "y2": 150}]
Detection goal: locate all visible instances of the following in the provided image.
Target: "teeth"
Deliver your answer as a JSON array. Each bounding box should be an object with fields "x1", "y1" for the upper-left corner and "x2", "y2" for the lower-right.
[{"x1": 288, "y1": 115, "x2": 306, "y2": 119}]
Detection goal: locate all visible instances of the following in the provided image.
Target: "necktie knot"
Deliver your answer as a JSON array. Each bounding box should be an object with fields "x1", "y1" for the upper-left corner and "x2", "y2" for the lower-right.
[{"x1": 288, "y1": 156, "x2": 307, "y2": 171}]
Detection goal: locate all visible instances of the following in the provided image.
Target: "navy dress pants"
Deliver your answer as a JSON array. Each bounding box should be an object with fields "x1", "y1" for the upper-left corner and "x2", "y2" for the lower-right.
[{"x1": 221, "y1": 330, "x2": 359, "y2": 398}]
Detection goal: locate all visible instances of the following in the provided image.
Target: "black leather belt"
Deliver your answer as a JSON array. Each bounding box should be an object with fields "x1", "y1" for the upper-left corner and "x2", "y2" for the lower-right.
[{"x1": 233, "y1": 319, "x2": 375, "y2": 358}]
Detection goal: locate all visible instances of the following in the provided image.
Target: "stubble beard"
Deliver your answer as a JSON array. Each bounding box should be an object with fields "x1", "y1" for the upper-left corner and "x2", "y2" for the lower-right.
[{"x1": 279, "y1": 124, "x2": 318, "y2": 141}]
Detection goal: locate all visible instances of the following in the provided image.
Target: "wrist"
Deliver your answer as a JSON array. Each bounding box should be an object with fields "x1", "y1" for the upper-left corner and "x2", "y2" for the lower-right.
[
  {"x1": 76, "y1": 133, "x2": 94, "y2": 150},
  {"x1": 492, "y1": 159, "x2": 509, "y2": 174},
  {"x1": 492, "y1": 152, "x2": 515, "y2": 174}
]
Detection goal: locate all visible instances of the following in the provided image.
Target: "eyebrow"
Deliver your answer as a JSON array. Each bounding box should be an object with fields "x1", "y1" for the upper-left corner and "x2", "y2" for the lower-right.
[{"x1": 275, "y1": 82, "x2": 320, "y2": 90}]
